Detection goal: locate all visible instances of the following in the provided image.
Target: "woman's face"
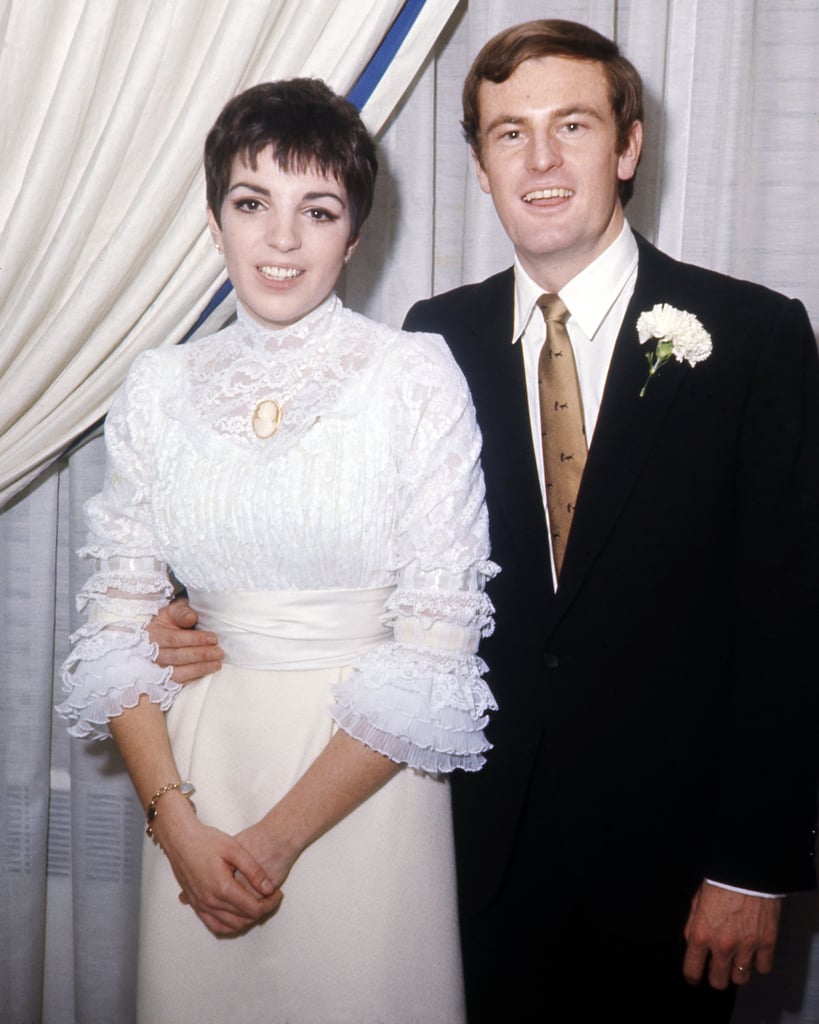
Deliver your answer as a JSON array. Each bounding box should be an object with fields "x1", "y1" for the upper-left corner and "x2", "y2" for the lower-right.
[{"x1": 208, "y1": 147, "x2": 358, "y2": 331}]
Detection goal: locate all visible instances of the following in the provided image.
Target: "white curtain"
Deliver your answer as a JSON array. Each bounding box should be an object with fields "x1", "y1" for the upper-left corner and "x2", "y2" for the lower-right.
[{"x1": 2, "y1": 1, "x2": 817, "y2": 1021}]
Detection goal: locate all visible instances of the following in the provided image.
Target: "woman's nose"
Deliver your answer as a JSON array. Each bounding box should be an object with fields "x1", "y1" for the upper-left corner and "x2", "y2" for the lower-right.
[{"x1": 265, "y1": 215, "x2": 300, "y2": 251}]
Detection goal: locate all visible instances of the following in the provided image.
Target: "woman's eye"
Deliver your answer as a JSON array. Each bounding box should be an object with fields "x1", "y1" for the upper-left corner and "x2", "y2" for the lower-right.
[
  {"x1": 306, "y1": 208, "x2": 338, "y2": 222},
  {"x1": 234, "y1": 198, "x2": 263, "y2": 212}
]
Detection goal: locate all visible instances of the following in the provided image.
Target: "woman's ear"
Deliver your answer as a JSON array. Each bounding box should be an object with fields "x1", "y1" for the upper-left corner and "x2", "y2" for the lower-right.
[
  {"x1": 207, "y1": 207, "x2": 224, "y2": 254},
  {"x1": 343, "y1": 235, "x2": 361, "y2": 265}
]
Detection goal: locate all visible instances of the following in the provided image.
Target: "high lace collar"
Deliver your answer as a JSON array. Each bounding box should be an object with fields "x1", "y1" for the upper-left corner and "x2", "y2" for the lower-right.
[
  {"x1": 183, "y1": 292, "x2": 378, "y2": 453},
  {"x1": 235, "y1": 293, "x2": 340, "y2": 353}
]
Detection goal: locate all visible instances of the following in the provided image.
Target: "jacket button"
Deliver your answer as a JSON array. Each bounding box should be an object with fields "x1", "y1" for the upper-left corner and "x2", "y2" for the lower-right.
[{"x1": 543, "y1": 652, "x2": 560, "y2": 669}]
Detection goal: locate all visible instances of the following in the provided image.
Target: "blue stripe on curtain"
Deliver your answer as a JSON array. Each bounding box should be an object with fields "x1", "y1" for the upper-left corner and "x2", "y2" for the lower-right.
[
  {"x1": 347, "y1": 0, "x2": 427, "y2": 109},
  {"x1": 184, "y1": 0, "x2": 427, "y2": 340}
]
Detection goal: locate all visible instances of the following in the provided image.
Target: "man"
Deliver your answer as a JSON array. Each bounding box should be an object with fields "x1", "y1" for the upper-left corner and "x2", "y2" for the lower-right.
[{"x1": 152, "y1": 19, "x2": 819, "y2": 1022}]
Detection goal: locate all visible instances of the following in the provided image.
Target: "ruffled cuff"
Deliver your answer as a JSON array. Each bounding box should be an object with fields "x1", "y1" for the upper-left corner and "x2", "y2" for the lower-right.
[
  {"x1": 56, "y1": 621, "x2": 180, "y2": 740},
  {"x1": 330, "y1": 642, "x2": 497, "y2": 774},
  {"x1": 56, "y1": 556, "x2": 179, "y2": 740}
]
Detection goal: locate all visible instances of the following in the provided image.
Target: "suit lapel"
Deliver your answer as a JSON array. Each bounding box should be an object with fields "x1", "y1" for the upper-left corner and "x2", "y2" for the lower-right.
[
  {"x1": 551, "y1": 241, "x2": 689, "y2": 618},
  {"x1": 456, "y1": 272, "x2": 554, "y2": 590}
]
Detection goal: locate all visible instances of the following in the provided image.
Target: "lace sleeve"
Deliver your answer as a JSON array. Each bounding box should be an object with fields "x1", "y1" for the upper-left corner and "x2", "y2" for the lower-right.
[
  {"x1": 56, "y1": 353, "x2": 181, "y2": 739},
  {"x1": 330, "y1": 333, "x2": 499, "y2": 773}
]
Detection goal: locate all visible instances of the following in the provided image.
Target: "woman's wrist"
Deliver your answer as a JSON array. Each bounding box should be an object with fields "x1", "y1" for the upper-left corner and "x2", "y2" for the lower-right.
[
  {"x1": 242, "y1": 809, "x2": 304, "y2": 876},
  {"x1": 148, "y1": 786, "x2": 199, "y2": 849},
  {"x1": 145, "y1": 779, "x2": 195, "y2": 837}
]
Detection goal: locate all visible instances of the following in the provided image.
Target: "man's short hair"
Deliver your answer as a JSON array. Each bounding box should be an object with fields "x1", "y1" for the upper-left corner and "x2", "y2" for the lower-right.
[
  {"x1": 462, "y1": 19, "x2": 644, "y2": 205},
  {"x1": 205, "y1": 78, "x2": 378, "y2": 240}
]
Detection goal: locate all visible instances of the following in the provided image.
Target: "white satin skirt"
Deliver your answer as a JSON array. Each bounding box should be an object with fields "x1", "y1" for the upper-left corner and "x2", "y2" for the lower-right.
[{"x1": 136, "y1": 588, "x2": 465, "y2": 1024}]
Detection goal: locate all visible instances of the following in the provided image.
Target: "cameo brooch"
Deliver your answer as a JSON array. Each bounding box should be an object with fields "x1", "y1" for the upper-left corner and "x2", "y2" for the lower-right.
[{"x1": 251, "y1": 399, "x2": 282, "y2": 439}]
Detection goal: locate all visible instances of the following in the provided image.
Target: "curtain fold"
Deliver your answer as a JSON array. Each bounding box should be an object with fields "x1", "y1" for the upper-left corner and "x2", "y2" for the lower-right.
[{"x1": 619, "y1": 0, "x2": 819, "y2": 321}]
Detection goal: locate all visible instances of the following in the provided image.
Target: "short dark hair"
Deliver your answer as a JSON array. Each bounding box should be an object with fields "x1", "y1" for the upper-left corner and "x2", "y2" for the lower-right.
[
  {"x1": 205, "y1": 78, "x2": 378, "y2": 239},
  {"x1": 462, "y1": 20, "x2": 644, "y2": 205}
]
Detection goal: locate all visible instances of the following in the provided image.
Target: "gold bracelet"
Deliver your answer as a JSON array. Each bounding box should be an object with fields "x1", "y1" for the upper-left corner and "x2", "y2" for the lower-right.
[{"x1": 145, "y1": 780, "x2": 195, "y2": 838}]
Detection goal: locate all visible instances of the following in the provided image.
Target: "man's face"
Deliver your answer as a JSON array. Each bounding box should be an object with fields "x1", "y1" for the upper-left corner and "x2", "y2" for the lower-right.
[{"x1": 474, "y1": 55, "x2": 641, "y2": 291}]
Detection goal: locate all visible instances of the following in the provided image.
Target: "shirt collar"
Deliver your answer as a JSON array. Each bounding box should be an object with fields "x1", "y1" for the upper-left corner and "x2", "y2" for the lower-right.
[{"x1": 512, "y1": 222, "x2": 638, "y2": 343}]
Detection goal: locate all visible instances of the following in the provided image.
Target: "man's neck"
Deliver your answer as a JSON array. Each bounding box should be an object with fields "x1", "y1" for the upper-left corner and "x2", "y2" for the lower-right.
[
  {"x1": 518, "y1": 209, "x2": 626, "y2": 294},
  {"x1": 512, "y1": 221, "x2": 636, "y2": 346}
]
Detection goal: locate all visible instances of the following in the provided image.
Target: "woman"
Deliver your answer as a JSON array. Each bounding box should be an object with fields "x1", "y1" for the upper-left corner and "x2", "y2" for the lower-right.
[{"x1": 57, "y1": 79, "x2": 497, "y2": 1023}]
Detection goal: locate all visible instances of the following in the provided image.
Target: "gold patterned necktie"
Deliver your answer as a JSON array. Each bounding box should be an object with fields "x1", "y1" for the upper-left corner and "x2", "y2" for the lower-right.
[{"x1": 537, "y1": 294, "x2": 587, "y2": 577}]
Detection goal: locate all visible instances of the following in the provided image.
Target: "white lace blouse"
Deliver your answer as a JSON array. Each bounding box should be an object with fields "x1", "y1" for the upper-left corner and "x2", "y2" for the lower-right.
[{"x1": 57, "y1": 295, "x2": 498, "y2": 773}]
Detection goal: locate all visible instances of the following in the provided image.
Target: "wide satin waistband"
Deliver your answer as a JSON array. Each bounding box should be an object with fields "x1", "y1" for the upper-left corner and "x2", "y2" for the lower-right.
[{"x1": 187, "y1": 586, "x2": 394, "y2": 670}]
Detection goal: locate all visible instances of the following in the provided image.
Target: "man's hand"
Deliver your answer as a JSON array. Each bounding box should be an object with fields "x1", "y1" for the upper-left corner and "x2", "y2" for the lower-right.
[
  {"x1": 683, "y1": 881, "x2": 781, "y2": 989},
  {"x1": 148, "y1": 597, "x2": 223, "y2": 684}
]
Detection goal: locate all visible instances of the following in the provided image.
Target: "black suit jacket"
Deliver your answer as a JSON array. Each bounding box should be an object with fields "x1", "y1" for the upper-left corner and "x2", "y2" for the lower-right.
[{"x1": 405, "y1": 235, "x2": 819, "y2": 919}]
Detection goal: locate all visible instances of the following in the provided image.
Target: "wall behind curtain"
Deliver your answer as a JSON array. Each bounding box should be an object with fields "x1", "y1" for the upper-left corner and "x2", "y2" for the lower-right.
[{"x1": 1, "y1": 1, "x2": 817, "y2": 1022}]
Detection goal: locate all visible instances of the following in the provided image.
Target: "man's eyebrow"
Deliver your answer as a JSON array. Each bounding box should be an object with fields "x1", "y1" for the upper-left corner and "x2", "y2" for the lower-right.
[
  {"x1": 482, "y1": 104, "x2": 606, "y2": 133},
  {"x1": 481, "y1": 114, "x2": 526, "y2": 134},
  {"x1": 552, "y1": 104, "x2": 606, "y2": 121}
]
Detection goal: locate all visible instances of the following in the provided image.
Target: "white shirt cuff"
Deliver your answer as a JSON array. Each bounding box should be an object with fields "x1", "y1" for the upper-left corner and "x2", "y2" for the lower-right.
[{"x1": 705, "y1": 878, "x2": 784, "y2": 899}]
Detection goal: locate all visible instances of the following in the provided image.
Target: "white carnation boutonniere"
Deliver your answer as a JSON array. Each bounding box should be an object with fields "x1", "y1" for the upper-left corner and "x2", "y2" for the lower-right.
[{"x1": 637, "y1": 303, "x2": 713, "y2": 398}]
